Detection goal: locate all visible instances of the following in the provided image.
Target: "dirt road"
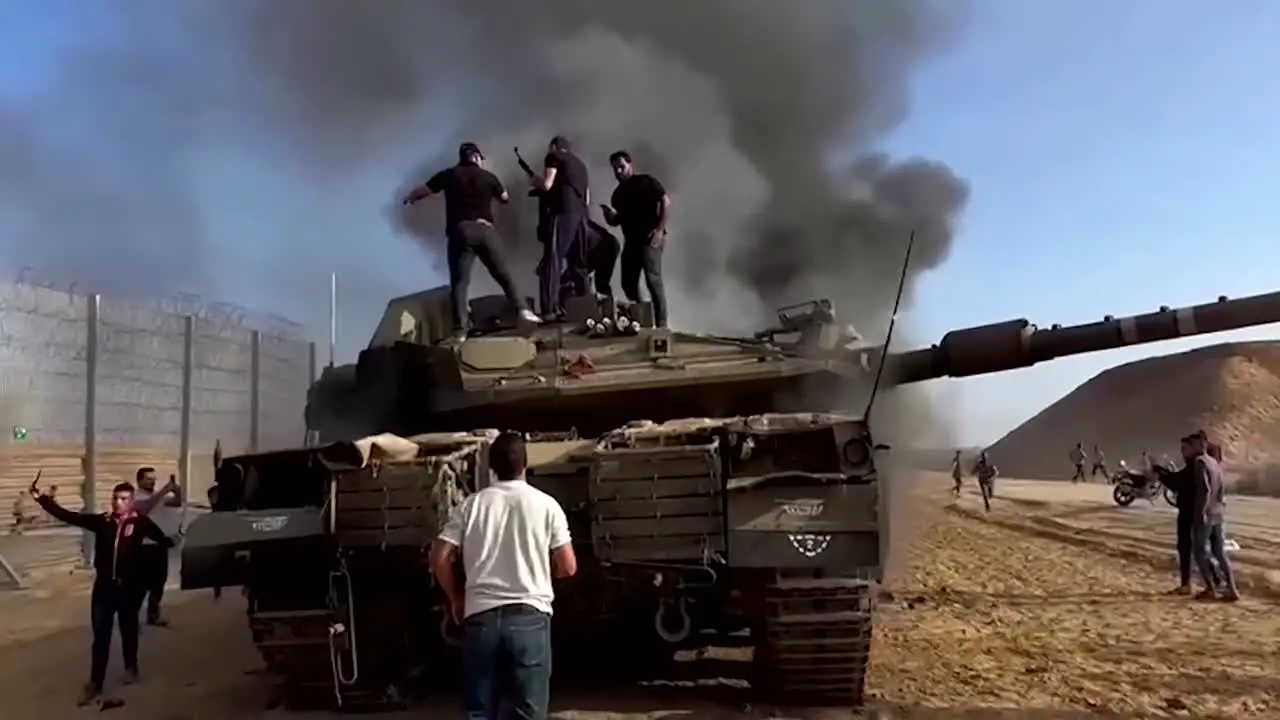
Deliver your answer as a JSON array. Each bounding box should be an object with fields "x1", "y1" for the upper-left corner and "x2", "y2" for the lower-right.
[{"x1": 1, "y1": 486, "x2": 1276, "y2": 719}]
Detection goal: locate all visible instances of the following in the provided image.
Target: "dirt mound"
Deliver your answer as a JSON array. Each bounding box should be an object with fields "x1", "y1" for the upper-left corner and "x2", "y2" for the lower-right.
[{"x1": 987, "y1": 341, "x2": 1280, "y2": 483}]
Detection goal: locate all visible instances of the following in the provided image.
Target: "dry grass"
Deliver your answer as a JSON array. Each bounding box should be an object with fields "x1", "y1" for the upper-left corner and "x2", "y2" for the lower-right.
[{"x1": 0, "y1": 482, "x2": 1277, "y2": 719}]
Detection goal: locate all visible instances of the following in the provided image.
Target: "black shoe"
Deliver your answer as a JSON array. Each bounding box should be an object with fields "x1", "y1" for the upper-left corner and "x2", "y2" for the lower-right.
[
  {"x1": 122, "y1": 666, "x2": 140, "y2": 685},
  {"x1": 147, "y1": 616, "x2": 169, "y2": 628}
]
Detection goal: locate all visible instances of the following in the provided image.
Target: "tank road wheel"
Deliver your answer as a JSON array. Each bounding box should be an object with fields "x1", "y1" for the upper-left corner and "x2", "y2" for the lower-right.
[{"x1": 753, "y1": 577, "x2": 876, "y2": 708}]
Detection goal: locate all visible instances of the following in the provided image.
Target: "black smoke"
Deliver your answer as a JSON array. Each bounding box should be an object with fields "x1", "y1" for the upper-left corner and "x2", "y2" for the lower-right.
[{"x1": 2, "y1": 0, "x2": 968, "y2": 339}]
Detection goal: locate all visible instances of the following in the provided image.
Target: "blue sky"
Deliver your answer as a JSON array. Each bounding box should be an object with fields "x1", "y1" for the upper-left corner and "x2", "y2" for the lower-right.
[
  {"x1": 3, "y1": 2, "x2": 1278, "y2": 446},
  {"x1": 883, "y1": 1, "x2": 1280, "y2": 444}
]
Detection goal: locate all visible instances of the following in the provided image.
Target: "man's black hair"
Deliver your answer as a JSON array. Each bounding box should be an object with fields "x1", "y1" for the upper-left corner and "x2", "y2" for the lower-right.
[
  {"x1": 1182, "y1": 429, "x2": 1208, "y2": 444},
  {"x1": 609, "y1": 150, "x2": 632, "y2": 165},
  {"x1": 458, "y1": 142, "x2": 483, "y2": 163},
  {"x1": 112, "y1": 482, "x2": 135, "y2": 495},
  {"x1": 549, "y1": 135, "x2": 571, "y2": 152},
  {"x1": 135, "y1": 466, "x2": 155, "y2": 482},
  {"x1": 489, "y1": 431, "x2": 528, "y2": 481}
]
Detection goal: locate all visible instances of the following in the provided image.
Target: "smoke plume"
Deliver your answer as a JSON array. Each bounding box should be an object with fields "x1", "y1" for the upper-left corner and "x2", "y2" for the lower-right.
[{"x1": 3, "y1": 0, "x2": 967, "y2": 339}]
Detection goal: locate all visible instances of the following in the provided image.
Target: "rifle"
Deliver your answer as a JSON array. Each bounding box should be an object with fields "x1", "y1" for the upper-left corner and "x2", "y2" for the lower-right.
[{"x1": 514, "y1": 147, "x2": 544, "y2": 198}]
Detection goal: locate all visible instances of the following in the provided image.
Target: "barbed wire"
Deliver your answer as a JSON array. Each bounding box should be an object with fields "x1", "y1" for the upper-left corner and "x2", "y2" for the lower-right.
[
  {"x1": 10, "y1": 266, "x2": 305, "y2": 339},
  {"x1": 0, "y1": 274, "x2": 314, "y2": 450}
]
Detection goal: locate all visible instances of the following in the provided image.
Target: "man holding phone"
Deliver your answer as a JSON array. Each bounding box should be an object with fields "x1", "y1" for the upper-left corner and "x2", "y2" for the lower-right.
[{"x1": 133, "y1": 467, "x2": 183, "y2": 627}]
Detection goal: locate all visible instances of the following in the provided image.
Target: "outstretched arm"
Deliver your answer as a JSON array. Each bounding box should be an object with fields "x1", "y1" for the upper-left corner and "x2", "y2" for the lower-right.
[
  {"x1": 403, "y1": 171, "x2": 447, "y2": 206},
  {"x1": 138, "y1": 516, "x2": 175, "y2": 548},
  {"x1": 135, "y1": 477, "x2": 179, "y2": 516},
  {"x1": 35, "y1": 495, "x2": 98, "y2": 530}
]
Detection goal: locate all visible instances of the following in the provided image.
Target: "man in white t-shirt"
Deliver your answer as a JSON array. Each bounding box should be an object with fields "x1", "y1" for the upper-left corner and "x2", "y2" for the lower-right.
[
  {"x1": 429, "y1": 432, "x2": 577, "y2": 720},
  {"x1": 133, "y1": 467, "x2": 183, "y2": 627}
]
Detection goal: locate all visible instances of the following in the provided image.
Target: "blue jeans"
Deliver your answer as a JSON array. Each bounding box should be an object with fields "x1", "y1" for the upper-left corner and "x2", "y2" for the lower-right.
[
  {"x1": 1192, "y1": 522, "x2": 1237, "y2": 593},
  {"x1": 462, "y1": 604, "x2": 552, "y2": 720}
]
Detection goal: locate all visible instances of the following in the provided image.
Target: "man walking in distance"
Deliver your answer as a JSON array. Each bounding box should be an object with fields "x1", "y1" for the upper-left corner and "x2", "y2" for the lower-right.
[
  {"x1": 1090, "y1": 444, "x2": 1108, "y2": 479},
  {"x1": 950, "y1": 449, "x2": 964, "y2": 498},
  {"x1": 429, "y1": 432, "x2": 578, "y2": 720},
  {"x1": 529, "y1": 136, "x2": 591, "y2": 320},
  {"x1": 133, "y1": 467, "x2": 182, "y2": 627},
  {"x1": 1069, "y1": 442, "x2": 1087, "y2": 483},
  {"x1": 1186, "y1": 430, "x2": 1239, "y2": 601},
  {"x1": 29, "y1": 475, "x2": 173, "y2": 705},
  {"x1": 403, "y1": 142, "x2": 540, "y2": 341},
  {"x1": 601, "y1": 150, "x2": 671, "y2": 328}
]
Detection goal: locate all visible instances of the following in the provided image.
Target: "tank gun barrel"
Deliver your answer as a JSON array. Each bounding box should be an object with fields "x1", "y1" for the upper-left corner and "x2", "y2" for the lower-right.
[{"x1": 886, "y1": 290, "x2": 1280, "y2": 384}]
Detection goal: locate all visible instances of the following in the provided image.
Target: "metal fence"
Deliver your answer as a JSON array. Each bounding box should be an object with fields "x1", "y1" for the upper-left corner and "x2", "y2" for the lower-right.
[{"x1": 0, "y1": 279, "x2": 316, "y2": 500}]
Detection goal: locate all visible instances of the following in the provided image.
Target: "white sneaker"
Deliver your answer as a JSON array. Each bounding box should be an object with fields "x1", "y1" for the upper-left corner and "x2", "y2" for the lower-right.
[{"x1": 519, "y1": 309, "x2": 541, "y2": 323}]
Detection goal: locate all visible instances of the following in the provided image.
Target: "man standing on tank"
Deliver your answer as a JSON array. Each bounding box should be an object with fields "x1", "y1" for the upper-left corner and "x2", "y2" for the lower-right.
[
  {"x1": 403, "y1": 142, "x2": 539, "y2": 341},
  {"x1": 429, "y1": 432, "x2": 578, "y2": 719},
  {"x1": 601, "y1": 150, "x2": 671, "y2": 328},
  {"x1": 530, "y1": 136, "x2": 591, "y2": 320}
]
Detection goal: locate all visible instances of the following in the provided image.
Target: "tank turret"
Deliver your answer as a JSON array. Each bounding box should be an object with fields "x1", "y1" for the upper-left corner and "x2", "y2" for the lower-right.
[{"x1": 308, "y1": 287, "x2": 1280, "y2": 443}]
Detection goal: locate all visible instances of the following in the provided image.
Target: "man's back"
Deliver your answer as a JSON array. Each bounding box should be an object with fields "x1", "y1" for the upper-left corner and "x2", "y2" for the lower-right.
[
  {"x1": 441, "y1": 480, "x2": 570, "y2": 617},
  {"x1": 426, "y1": 164, "x2": 505, "y2": 231},
  {"x1": 545, "y1": 150, "x2": 589, "y2": 214},
  {"x1": 1193, "y1": 454, "x2": 1227, "y2": 525}
]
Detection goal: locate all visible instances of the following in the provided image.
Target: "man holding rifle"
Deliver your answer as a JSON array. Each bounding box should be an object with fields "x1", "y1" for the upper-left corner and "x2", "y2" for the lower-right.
[{"x1": 520, "y1": 136, "x2": 591, "y2": 320}]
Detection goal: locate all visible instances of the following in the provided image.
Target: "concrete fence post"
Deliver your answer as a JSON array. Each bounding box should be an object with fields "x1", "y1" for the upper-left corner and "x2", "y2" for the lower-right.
[
  {"x1": 249, "y1": 330, "x2": 261, "y2": 453},
  {"x1": 81, "y1": 294, "x2": 100, "y2": 569},
  {"x1": 178, "y1": 315, "x2": 193, "y2": 499},
  {"x1": 308, "y1": 341, "x2": 317, "y2": 387}
]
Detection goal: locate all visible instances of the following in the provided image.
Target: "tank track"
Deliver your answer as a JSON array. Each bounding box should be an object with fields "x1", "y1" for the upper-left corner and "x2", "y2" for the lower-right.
[
  {"x1": 247, "y1": 598, "x2": 406, "y2": 710},
  {"x1": 755, "y1": 576, "x2": 876, "y2": 707},
  {"x1": 249, "y1": 607, "x2": 347, "y2": 709}
]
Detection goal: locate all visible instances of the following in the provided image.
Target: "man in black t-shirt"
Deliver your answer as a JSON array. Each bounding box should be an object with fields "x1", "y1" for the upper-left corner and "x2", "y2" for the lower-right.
[
  {"x1": 529, "y1": 136, "x2": 590, "y2": 319},
  {"x1": 601, "y1": 150, "x2": 670, "y2": 327},
  {"x1": 403, "y1": 143, "x2": 539, "y2": 340}
]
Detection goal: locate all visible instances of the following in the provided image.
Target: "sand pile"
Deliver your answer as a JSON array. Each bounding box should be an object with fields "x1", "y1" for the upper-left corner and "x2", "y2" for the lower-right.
[{"x1": 987, "y1": 342, "x2": 1280, "y2": 482}]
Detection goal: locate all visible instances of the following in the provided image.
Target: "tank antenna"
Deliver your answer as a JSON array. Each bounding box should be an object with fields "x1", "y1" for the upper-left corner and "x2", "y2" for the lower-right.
[
  {"x1": 863, "y1": 229, "x2": 915, "y2": 422},
  {"x1": 328, "y1": 271, "x2": 337, "y2": 367}
]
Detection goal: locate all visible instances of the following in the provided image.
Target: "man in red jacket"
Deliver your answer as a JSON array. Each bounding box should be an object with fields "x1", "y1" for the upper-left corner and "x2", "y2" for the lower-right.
[{"x1": 30, "y1": 475, "x2": 174, "y2": 705}]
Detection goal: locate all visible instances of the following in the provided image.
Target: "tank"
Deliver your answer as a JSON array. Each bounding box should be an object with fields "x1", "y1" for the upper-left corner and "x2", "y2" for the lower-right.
[{"x1": 180, "y1": 288, "x2": 1280, "y2": 710}]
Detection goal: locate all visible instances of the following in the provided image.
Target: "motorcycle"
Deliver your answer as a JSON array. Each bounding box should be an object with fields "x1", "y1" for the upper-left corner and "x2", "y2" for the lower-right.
[{"x1": 1112, "y1": 462, "x2": 1178, "y2": 507}]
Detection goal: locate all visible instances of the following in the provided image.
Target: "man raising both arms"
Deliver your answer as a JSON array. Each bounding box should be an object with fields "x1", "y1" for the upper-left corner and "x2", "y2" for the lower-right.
[
  {"x1": 429, "y1": 431, "x2": 578, "y2": 719},
  {"x1": 403, "y1": 142, "x2": 539, "y2": 342}
]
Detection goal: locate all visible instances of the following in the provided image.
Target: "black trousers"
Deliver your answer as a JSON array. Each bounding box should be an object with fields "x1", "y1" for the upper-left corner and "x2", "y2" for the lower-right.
[
  {"x1": 537, "y1": 210, "x2": 588, "y2": 318},
  {"x1": 89, "y1": 580, "x2": 144, "y2": 687},
  {"x1": 620, "y1": 230, "x2": 668, "y2": 328},
  {"x1": 139, "y1": 545, "x2": 168, "y2": 623},
  {"x1": 583, "y1": 221, "x2": 619, "y2": 298},
  {"x1": 446, "y1": 220, "x2": 525, "y2": 332},
  {"x1": 1176, "y1": 514, "x2": 1222, "y2": 587}
]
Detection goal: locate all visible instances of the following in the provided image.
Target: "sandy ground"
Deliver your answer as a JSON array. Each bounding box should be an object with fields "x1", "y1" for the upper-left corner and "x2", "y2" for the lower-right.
[{"x1": 1, "y1": 479, "x2": 1277, "y2": 719}]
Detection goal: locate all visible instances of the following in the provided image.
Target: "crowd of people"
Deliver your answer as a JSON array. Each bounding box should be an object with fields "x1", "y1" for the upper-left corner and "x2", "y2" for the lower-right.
[
  {"x1": 27, "y1": 467, "x2": 184, "y2": 705},
  {"x1": 402, "y1": 136, "x2": 672, "y2": 341},
  {"x1": 952, "y1": 431, "x2": 1241, "y2": 604},
  {"x1": 1071, "y1": 434, "x2": 1240, "y2": 601}
]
